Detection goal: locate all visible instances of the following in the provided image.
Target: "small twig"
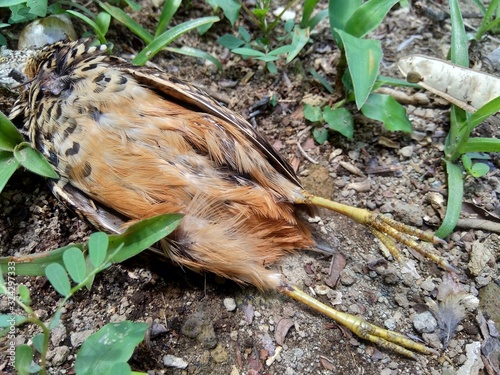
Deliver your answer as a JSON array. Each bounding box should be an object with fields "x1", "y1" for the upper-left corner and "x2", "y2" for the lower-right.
[{"x1": 296, "y1": 125, "x2": 318, "y2": 164}]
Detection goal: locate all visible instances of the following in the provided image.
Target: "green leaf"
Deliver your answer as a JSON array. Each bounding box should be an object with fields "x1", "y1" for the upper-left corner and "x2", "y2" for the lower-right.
[
  {"x1": 231, "y1": 47, "x2": 266, "y2": 57},
  {"x1": 13, "y1": 142, "x2": 58, "y2": 178},
  {"x1": 0, "y1": 0, "x2": 30, "y2": 6},
  {"x1": 0, "y1": 151, "x2": 20, "y2": 193},
  {"x1": 345, "y1": 0, "x2": 399, "y2": 38},
  {"x1": 63, "y1": 247, "x2": 87, "y2": 283},
  {"x1": 313, "y1": 127, "x2": 329, "y2": 144},
  {"x1": 156, "y1": 0, "x2": 181, "y2": 37},
  {"x1": 95, "y1": 11, "x2": 111, "y2": 36},
  {"x1": 304, "y1": 104, "x2": 323, "y2": 122},
  {"x1": 266, "y1": 61, "x2": 278, "y2": 74},
  {"x1": 15, "y1": 344, "x2": 34, "y2": 375},
  {"x1": 0, "y1": 314, "x2": 27, "y2": 327},
  {"x1": 302, "y1": 0, "x2": 319, "y2": 27},
  {"x1": 26, "y1": 0, "x2": 47, "y2": 17},
  {"x1": 460, "y1": 137, "x2": 500, "y2": 153},
  {"x1": 361, "y1": 93, "x2": 412, "y2": 133},
  {"x1": 238, "y1": 26, "x2": 251, "y2": 43},
  {"x1": 75, "y1": 321, "x2": 148, "y2": 375},
  {"x1": 335, "y1": 30, "x2": 381, "y2": 109},
  {"x1": 17, "y1": 284, "x2": 31, "y2": 304},
  {"x1": 449, "y1": 0, "x2": 468, "y2": 67},
  {"x1": 329, "y1": 0, "x2": 362, "y2": 31},
  {"x1": 323, "y1": 106, "x2": 354, "y2": 139},
  {"x1": 0, "y1": 111, "x2": 24, "y2": 151},
  {"x1": 0, "y1": 243, "x2": 82, "y2": 277},
  {"x1": 89, "y1": 232, "x2": 109, "y2": 268},
  {"x1": 32, "y1": 333, "x2": 45, "y2": 354},
  {"x1": 286, "y1": 26, "x2": 310, "y2": 63},
  {"x1": 99, "y1": 2, "x2": 153, "y2": 44},
  {"x1": 469, "y1": 96, "x2": 500, "y2": 128},
  {"x1": 108, "y1": 214, "x2": 183, "y2": 263},
  {"x1": 66, "y1": 10, "x2": 106, "y2": 44},
  {"x1": 206, "y1": 0, "x2": 241, "y2": 26},
  {"x1": 470, "y1": 162, "x2": 490, "y2": 177},
  {"x1": 165, "y1": 46, "x2": 222, "y2": 71},
  {"x1": 132, "y1": 16, "x2": 219, "y2": 65},
  {"x1": 217, "y1": 34, "x2": 245, "y2": 49},
  {"x1": 45, "y1": 263, "x2": 71, "y2": 297},
  {"x1": 435, "y1": 160, "x2": 464, "y2": 238},
  {"x1": 49, "y1": 308, "x2": 63, "y2": 329}
]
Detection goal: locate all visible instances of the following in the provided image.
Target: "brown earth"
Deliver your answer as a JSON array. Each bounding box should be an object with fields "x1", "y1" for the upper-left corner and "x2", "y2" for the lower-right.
[{"x1": 1, "y1": 1, "x2": 499, "y2": 375}]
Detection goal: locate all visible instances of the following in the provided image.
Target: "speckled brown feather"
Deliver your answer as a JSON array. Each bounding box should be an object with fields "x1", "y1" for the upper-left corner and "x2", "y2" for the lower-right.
[{"x1": 9, "y1": 39, "x2": 315, "y2": 289}]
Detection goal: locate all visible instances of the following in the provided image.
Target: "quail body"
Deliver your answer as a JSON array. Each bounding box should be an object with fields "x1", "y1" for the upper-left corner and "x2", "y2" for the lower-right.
[{"x1": 4, "y1": 39, "x2": 452, "y2": 357}]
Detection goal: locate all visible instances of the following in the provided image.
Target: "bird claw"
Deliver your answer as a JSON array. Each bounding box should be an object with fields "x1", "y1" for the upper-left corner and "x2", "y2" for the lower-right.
[{"x1": 281, "y1": 284, "x2": 438, "y2": 359}]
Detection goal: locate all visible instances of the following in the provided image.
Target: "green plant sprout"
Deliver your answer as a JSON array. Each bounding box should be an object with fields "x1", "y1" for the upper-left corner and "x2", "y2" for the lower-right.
[
  {"x1": 0, "y1": 214, "x2": 182, "y2": 374},
  {"x1": 215, "y1": 0, "x2": 328, "y2": 74},
  {"x1": 98, "y1": 0, "x2": 221, "y2": 67},
  {"x1": 409, "y1": 0, "x2": 500, "y2": 237}
]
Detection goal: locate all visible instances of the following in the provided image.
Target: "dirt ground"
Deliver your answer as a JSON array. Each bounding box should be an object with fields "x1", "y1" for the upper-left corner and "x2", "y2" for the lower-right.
[{"x1": 1, "y1": 1, "x2": 499, "y2": 374}]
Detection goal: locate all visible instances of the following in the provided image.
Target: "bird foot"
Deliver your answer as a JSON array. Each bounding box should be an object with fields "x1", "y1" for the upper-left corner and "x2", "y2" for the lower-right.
[
  {"x1": 280, "y1": 284, "x2": 439, "y2": 359},
  {"x1": 296, "y1": 190, "x2": 457, "y2": 273}
]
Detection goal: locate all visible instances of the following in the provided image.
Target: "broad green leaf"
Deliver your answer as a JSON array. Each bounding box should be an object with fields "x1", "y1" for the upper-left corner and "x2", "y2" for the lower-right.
[
  {"x1": 435, "y1": 160, "x2": 464, "y2": 238},
  {"x1": 89, "y1": 232, "x2": 109, "y2": 268},
  {"x1": 75, "y1": 321, "x2": 148, "y2": 375},
  {"x1": 323, "y1": 106, "x2": 354, "y2": 139},
  {"x1": 206, "y1": 0, "x2": 241, "y2": 26},
  {"x1": 470, "y1": 162, "x2": 490, "y2": 177},
  {"x1": 0, "y1": 0, "x2": 29, "y2": 5},
  {"x1": 345, "y1": 0, "x2": 399, "y2": 38},
  {"x1": 132, "y1": 17, "x2": 219, "y2": 65},
  {"x1": 63, "y1": 247, "x2": 87, "y2": 283},
  {"x1": 335, "y1": 29, "x2": 381, "y2": 109},
  {"x1": 15, "y1": 344, "x2": 34, "y2": 375},
  {"x1": 238, "y1": 26, "x2": 251, "y2": 43},
  {"x1": 266, "y1": 61, "x2": 278, "y2": 75},
  {"x1": 313, "y1": 127, "x2": 329, "y2": 144},
  {"x1": 286, "y1": 26, "x2": 310, "y2": 63},
  {"x1": 108, "y1": 214, "x2": 183, "y2": 263},
  {"x1": 156, "y1": 0, "x2": 181, "y2": 37},
  {"x1": 0, "y1": 314, "x2": 27, "y2": 327},
  {"x1": 13, "y1": 142, "x2": 58, "y2": 178},
  {"x1": 361, "y1": 93, "x2": 412, "y2": 133},
  {"x1": 304, "y1": 104, "x2": 323, "y2": 122},
  {"x1": 329, "y1": 0, "x2": 362, "y2": 31},
  {"x1": 0, "y1": 111, "x2": 24, "y2": 151},
  {"x1": 26, "y1": 0, "x2": 47, "y2": 17},
  {"x1": 0, "y1": 151, "x2": 20, "y2": 193},
  {"x1": 45, "y1": 263, "x2": 71, "y2": 297},
  {"x1": 32, "y1": 333, "x2": 45, "y2": 354},
  {"x1": 217, "y1": 34, "x2": 245, "y2": 49},
  {"x1": 95, "y1": 11, "x2": 111, "y2": 36}
]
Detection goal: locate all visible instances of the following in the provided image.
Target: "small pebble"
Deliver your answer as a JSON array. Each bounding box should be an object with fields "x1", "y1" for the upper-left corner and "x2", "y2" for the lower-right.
[
  {"x1": 413, "y1": 311, "x2": 437, "y2": 333},
  {"x1": 224, "y1": 297, "x2": 237, "y2": 312},
  {"x1": 163, "y1": 354, "x2": 188, "y2": 369}
]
